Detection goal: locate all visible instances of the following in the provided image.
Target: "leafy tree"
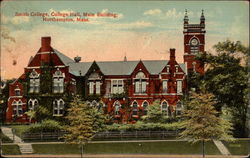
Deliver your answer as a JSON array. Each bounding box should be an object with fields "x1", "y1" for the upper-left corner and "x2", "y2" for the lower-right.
[
  {"x1": 180, "y1": 91, "x2": 234, "y2": 158},
  {"x1": 63, "y1": 96, "x2": 105, "y2": 157},
  {"x1": 194, "y1": 40, "x2": 249, "y2": 137},
  {"x1": 24, "y1": 110, "x2": 36, "y2": 124}
]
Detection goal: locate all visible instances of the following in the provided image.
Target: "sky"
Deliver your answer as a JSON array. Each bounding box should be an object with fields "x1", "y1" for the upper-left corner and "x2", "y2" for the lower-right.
[{"x1": 0, "y1": 0, "x2": 249, "y2": 79}]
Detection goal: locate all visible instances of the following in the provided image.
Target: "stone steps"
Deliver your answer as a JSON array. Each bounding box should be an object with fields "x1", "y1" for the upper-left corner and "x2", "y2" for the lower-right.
[{"x1": 18, "y1": 143, "x2": 34, "y2": 154}]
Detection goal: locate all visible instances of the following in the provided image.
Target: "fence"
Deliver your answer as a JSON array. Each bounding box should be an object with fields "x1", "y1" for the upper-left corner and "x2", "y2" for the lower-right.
[{"x1": 21, "y1": 130, "x2": 180, "y2": 142}]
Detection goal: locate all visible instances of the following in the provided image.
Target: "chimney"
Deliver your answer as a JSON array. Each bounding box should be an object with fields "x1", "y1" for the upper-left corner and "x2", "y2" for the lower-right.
[
  {"x1": 74, "y1": 56, "x2": 81, "y2": 63},
  {"x1": 41, "y1": 37, "x2": 51, "y2": 52},
  {"x1": 170, "y1": 48, "x2": 176, "y2": 61}
]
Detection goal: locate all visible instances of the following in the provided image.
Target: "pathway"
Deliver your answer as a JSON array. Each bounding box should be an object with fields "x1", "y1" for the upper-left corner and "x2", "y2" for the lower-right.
[
  {"x1": 213, "y1": 140, "x2": 231, "y2": 156},
  {"x1": 1, "y1": 126, "x2": 33, "y2": 154}
]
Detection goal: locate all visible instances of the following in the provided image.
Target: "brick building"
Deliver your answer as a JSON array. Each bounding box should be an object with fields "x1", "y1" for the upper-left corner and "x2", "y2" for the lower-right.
[{"x1": 6, "y1": 10, "x2": 206, "y2": 123}]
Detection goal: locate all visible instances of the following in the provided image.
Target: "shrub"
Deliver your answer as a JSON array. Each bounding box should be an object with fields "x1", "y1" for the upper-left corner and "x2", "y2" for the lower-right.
[
  {"x1": 25, "y1": 119, "x2": 62, "y2": 133},
  {"x1": 105, "y1": 121, "x2": 184, "y2": 132}
]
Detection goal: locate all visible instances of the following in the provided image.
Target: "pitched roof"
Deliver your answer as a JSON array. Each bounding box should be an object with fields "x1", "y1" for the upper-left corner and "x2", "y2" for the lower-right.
[
  {"x1": 53, "y1": 49, "x2": 75, "y2": 65},
  {"x1": 53, "y1": 49, "x2": 186, "y2": 76}
]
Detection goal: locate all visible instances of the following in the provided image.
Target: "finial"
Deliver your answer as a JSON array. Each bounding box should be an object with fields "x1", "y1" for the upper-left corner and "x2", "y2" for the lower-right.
[{"x1": 185, "y1": 9, "x2": 187, "y2": 15}]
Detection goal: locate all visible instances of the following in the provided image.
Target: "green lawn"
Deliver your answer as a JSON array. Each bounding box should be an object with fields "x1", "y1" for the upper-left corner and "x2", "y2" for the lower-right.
[
  {"x1": 10, "y1": 125, "x2": 30, "y2": 138},
  {"x1": 222, "y1": 139, "x2": 250, "y2": 155},
  {"x1": 0, "y1": 131, "x2": 13, "y2": 143},
  {"x1": 33, "y1": 141, "x2": 221, "y2": 155},
  {"x1": 2, "y1": 145, "x2": 21, "y2": 155}
]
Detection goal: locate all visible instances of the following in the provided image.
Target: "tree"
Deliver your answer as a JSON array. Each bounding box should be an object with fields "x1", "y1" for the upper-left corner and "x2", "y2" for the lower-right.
[
  {"x1": 180, "y1": 91, "x2": 234, "y2": 158},
  {"x1": 141, "y1": 100, "x2": 165, "y2": 123},
  {"x1": 63, "y1": 96, "x2": 105, "y2": 157},
  {"x1": 194, "y1": 40, "x2": 249, "y2": 137},
  {"x1": 24, "y1": 110, "x2": 36, "y2": 124}
]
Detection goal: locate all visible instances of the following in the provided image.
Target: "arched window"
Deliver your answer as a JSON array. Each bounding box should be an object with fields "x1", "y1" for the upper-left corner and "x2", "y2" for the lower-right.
[
  {"x1": 28, "y1": 99, "x2": 39, "y2": 110},
  {"x1": 113, "y1": 101, "x2": 121, "y2": 115},
  {"x1": 29, "y1": 69, "x2": 40, "y2": 93},
  {"x1": 53, "y1": 69, "x2": 65, "y2": 93},
  {"x1": 135, "y1": 72, "x2": 147, "y2": 94},
  {"x1": 176, "y1": 101, "x2": 182, "y2": 115},
  {"x1": 161, "y1": 101, "x2": 168, "y2": 116},
  {"x1": 132, "y1": 101, "x2": 138, "y2": 116},
  {"x1": 142, "y1": 101, "x2": 149, "y2": 115},
  {"x1": 53, "y1": 99, "x2": 64, "y2": 116},
  {"x1": 12, "y1": 100, "x2": 23, "y2": 116}
]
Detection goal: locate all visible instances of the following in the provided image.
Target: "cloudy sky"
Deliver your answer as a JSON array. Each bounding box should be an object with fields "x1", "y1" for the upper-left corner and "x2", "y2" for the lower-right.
[{"x1": 1, "y1": 1, "x2": 249, "y2": 79}]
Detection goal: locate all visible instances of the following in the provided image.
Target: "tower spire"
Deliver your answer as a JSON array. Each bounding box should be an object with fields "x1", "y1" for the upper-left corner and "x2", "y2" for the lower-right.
[
  {"x1": 200, "y1": 9, "x2": 205, "y2": 25},
  {"x1": 184, "y1": 9, "x2": 189, "y2": 25}
]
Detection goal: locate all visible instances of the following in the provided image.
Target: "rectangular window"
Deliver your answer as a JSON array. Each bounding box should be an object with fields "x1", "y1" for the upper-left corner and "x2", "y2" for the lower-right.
[
  {"x1": 29, "y1": 79, "x2": 34, "y2": 93},
  {"x1": 142, "y1": 81, "x2": 146, "y2": 93},
  {"x1": 13, "y1": 105, "x2": 17, "y2": 115},
  {"x1": 135, "y1": 82, "x2": 140, "y2": 93},
  {"x1": 15, "y1": 89, "x2": 21, "y2": 96},
  {"x1": 177, "y1": 80, "x2": 182, "y2": 93},
  {"x1": 89, "y1": 82, "x2": 94, "y2": 94},
  {"x1": 34, "y1": 78, "x2": 40, "y2": 93},
  {"x1": 163, "y1": 81, "x2": 168, "y2": 93},
  {"x1": 112, "y1": 80, "x2": 123, "y2": 94},
  {"x1": 59, "y1": 78, "x2": 64, "y2": 93},
  {"x1": 18, "y1": 105, "x2": 23, "y2": 115},
  {"x1": 96, "y1": 81, "x2": 101, "y2": 94}
]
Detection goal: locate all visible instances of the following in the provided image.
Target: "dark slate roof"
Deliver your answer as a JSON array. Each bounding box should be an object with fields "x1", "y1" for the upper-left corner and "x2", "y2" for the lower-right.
[
  {"x1": 53, "y1": 49, "x2": 186, "y2": 76},
  {"x1": 53, "y1": 49, "x2": 75, "y2": 65}
]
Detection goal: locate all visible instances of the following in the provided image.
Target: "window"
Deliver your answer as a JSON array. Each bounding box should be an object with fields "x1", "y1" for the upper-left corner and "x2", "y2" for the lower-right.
[
  {"x1": 29, "y1": 69, "x2": 40, "y2": 93},
  {"x1": 161, "y1": 101, "x2": 168, "y2": 116},
  {"x1": 177, "y1": 80, "x2": 182, "y2": 93},
  {"x1": 167, "y1": 66, "x2": 170, "y2": 73},
  {"x1": 12, "y1": 100, "x2": 23, "y2": 116},
  {"x1": 89, "y1": 81, "x2": 94, "y2": 94},
  {"x1": 28, "y1": 99, "x2": 39, "y2": 110},
  {"x1": 175, "y1": 66, "x2": 179, "y2": 72},
  {"x1": 135, "y1": 72, "x2": 147, "y2": 94},
  {"x1": 96, "y1": 81, "x2": 101, "y2": 94},
  {"x1": 15, "y1": 87, "x2": 21, "y2": 96},
  {"x1": 132, "y1": 101, "x2": 138, "y2": 115},
  {"x1": 162, "y1": 80, "x2": 168, "y2": 93},
  {"x1": 53, "y1": 69, "x2": 64, "y2": 93},
  {"x1": 176, "y1": 101, "x2": 182, "y2": 115},
  {"x1": 142, "y1": 101, "x2": 149, "y2": 115},
  {"x1": 112, "y1": 80, "x2": 123, "y2": 94},
  {"x1": 114, "y1": 101, "x2": 121, "y2": 115},
  {"x1": 53, "y1": 99, "x2": 64, "y2": 116}
]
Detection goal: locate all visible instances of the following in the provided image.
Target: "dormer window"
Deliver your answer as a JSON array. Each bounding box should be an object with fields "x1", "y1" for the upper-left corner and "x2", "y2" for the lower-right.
[
  {"x1": 175, "y1": 66, "x2": 179, "y2": 72},
  {"x1": 166, "y1": 66, "x2": 170, "y2": 73},
  {"x1": 88, "y1": 72, "x2": 102, "y2": 95},
  {"x1": 14, "y1": 86, "x2": 21, "y2": 96},
  {"x1": 53, "y1": 69, "x2": 65, "y2": 93},
  {"x1": 29, "y1": 69, "x2": 40, "y2": 93},
  {"x1": 135, "y1": 72, "x2": 147, "y2": 94}
]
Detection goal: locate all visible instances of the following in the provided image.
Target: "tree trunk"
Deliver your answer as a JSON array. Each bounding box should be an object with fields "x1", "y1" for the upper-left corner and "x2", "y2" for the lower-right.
[
  {"x1": 202, "y1": 139, "x2": 205, "y2": 158},
  {"x1": 80, "y1": 144, "x2": 83, "y2": 158}
]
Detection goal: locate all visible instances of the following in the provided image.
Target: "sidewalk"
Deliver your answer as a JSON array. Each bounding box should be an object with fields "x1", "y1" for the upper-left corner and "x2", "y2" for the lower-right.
[
  {"x1": 1, "y1": 154, "x2": 247, "y2": 158},
  {"x1": 1, "y1": 126, "x2": 34, "y2": 154}
]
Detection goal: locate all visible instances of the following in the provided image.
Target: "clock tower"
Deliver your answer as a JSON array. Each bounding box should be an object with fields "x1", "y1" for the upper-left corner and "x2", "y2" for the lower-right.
[{"x1": 183, "y1": 9, "x2": 205, "y2": 74}]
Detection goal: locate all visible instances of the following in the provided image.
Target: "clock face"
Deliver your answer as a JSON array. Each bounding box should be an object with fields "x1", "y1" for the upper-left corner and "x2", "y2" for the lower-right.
[{"x1": 191, "y1": 38, "x2": 198, "y2": 46}]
